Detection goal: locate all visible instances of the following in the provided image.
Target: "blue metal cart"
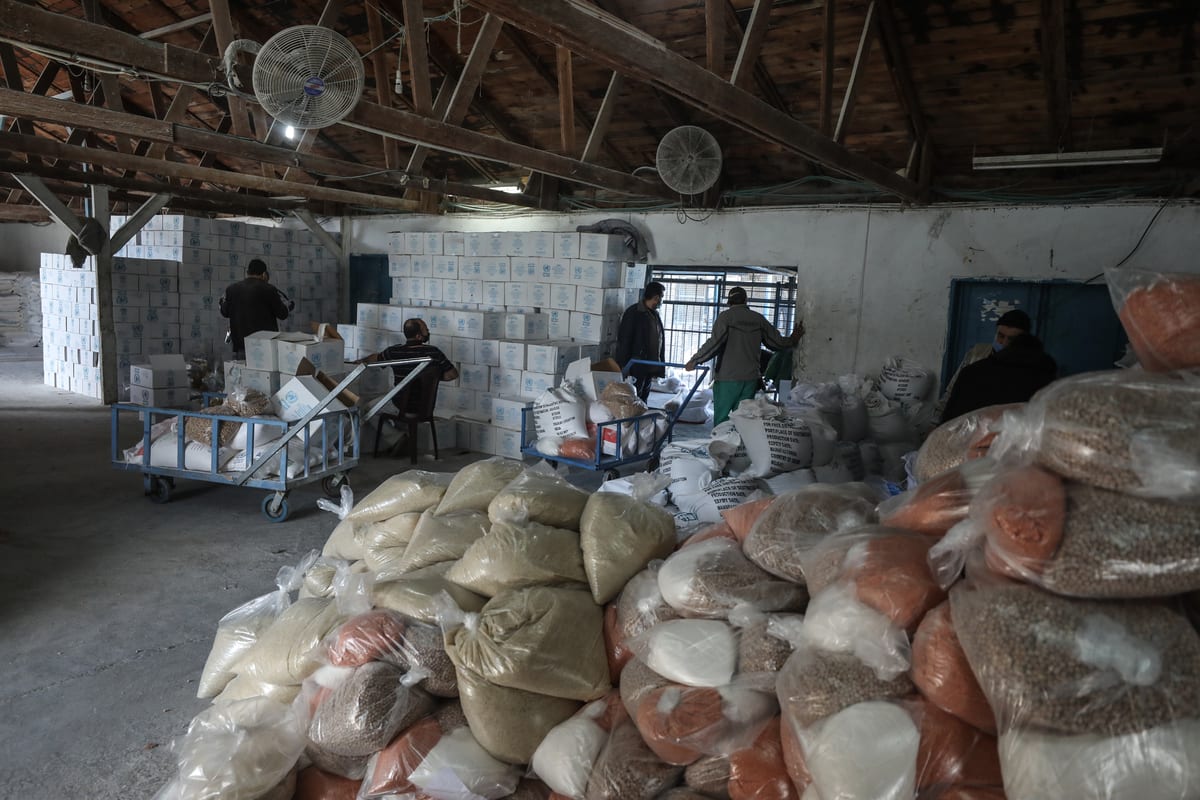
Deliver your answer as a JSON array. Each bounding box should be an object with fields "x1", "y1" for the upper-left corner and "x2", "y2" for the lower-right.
[
  {"x1": 519, "y1": 360, "x2": 709, "y2": 480},
  {"x1": 111, "y1": 358, "x2": 432, "y2": 522}
]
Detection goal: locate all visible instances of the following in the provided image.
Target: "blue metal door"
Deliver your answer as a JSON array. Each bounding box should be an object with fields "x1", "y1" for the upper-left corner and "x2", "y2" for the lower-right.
[
  {"x1": 349, "y1": 254, "x2": 391, "y2": 308},
  {"x1": 942, "y1": 279, "x2": 1127, "y2": 390}
]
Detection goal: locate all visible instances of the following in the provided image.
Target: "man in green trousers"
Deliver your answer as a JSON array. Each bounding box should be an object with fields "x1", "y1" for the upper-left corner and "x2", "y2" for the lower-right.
[{"x1": 685, "y1": 286, "x2": 804, "y2": 425}]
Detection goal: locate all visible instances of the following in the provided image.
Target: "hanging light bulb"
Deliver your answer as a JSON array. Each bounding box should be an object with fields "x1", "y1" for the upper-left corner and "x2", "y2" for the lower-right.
[{"x1": 285, "y1": 125, "x2": 296, "y2": 140}]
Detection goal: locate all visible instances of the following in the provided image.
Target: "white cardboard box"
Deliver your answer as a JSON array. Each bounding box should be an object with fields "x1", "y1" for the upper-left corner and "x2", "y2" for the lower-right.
[
  {"x1": 489, "y1": 368, "x2": 523, "y2": 397},
  {"x1": 460, "y1": 364, "x2": 490, "y2": 392},
  {"x1": 437, "y1": 386, "x2": 479, "y2": 417},
  {"x1": 275, "y1": 333, "x2": 343, "y2": 375},
  {"x1": 554, "y1": 232, "x2": 580, "y2": 260},
  {"x1": 547, "y1": 309, "x2": 571, "y2": 340},
  {"x1": 357, "y1": 303, "x2": 383, "y2": 329},
  {"x1": 505, "y1": 313, "x2": 548, "y2": 341},
  {"x1": 571, "y1": 259, "x2": 623, "y2": 289},
  {"x1": 130, "y1": 354, "x2": 190, "y2": 389},
  {"x1": 237, "y1": 367, "x2": 281, "y2": 396},
  {"x1": 539, "y1": 258, "x2": 572, "y2": 284},
  {"x1": 476, "y1": 339, "x2": 500, "y2": 367},
  {"x1": 526, "y1": 342, "x2": 600, "y2": 375},
  {"x1": 443, "y1": 232, "x2": 465, "y2": 256},
  {"x1": 452, "y1": 337, "x2": 477, "y2": 364},
  {"x1": 570, "y1": 311, "x2": 621, "y2": 344},
  {"x1": 244, "y1": 331, "x2": 282, "y2": 371},
  {"x1": 491, "y1": 396, "x2": 531, "y2": 431},
  {"x1": 625, "y1": 263, "x2": 649, "y2": 288},
  {"x1": 494, "y1": 427, "x2": 525, "y2": 460},
  {"x1": 410, "y1": 256, "x2": 433, "y2": 278},
  {"x1": 388, "y1": 255, "x2": 411, "y2": 277},
  {"x1": 129, "y1": 385, "x2": 189, "y2": 408},
  {"x1": 577, "y1": 287, "x2": 628, "y2": 315},
  {"x1": 510, "y1": 258, "x2": 540, "y2": 280},
  {"x1": 499, "y1": 341, "x2": 526, "y2": 371},
  {"x1": 272, "y1": 374, "x2": 348, "y2": 431},
  {"x1": 433, "y1": 256, "x2": 458, "y2": 279},
  {"x1": 579, "y1": 233, "x2": 629, "y2": 261},
  {"x1": 566, "y1": 357, "x2": 626, "y2": 402},
  {"x1": 469, "y1": 420, "x2": 497, "y2": 456},
  {"x1": 528, "y1": 283, "x2": 550, "y2": 308},
  {"x1": 520, "y1": 371, "x2": 558, "y2": 400},
  {"x1": 443, "y1": 280, "x2": 462, "y2": 304},
  {"x1": 423, "y1": 232, "x2": 444, "y2": 256},
  {"x1": 549, "y1": 284, "x2": 576, "y2": 311}
]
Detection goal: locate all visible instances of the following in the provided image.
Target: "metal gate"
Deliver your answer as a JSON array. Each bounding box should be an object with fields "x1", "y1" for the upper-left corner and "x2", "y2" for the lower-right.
[{"x1": 649, "y1": 268, "x2": 797, "y2": 365}]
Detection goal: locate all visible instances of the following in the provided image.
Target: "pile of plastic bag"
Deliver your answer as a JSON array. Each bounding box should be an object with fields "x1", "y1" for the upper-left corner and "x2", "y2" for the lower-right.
[
  {"x1": 532, "y1": 379, "x2": 670, "y2": 461},
  {"x1": 121, "y1": 387, "x2": 328, "y2": 480}
]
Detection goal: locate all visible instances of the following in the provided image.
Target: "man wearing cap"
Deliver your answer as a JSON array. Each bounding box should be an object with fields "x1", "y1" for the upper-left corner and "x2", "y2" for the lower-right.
[
  {"x1": 684, "y1": 286, "x2": 805, "y2": 425},
  {"x1": 616, "y1": 281, "x2": 667, "y2": 401},
  {"x1": 219, "y1": 258, "x2": 292, "y2": 358},
  {"x1": 935, "y1": 309, "x2": 1032, "y2": 420}
]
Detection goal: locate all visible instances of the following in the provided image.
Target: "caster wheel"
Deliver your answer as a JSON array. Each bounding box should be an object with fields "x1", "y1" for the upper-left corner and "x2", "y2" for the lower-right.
[
  {"x1": 604, "y1": 469, "x2": 621, "y2": 482},
  {"x1": 262, "y1": 493, "x2": 290, "y2": 523},
  {"x1": 145, "y1": 475, "x2": 172, "y2": 504},
  {"x1": 321, "y1": 474, "x2": 347, "y2": 499}
]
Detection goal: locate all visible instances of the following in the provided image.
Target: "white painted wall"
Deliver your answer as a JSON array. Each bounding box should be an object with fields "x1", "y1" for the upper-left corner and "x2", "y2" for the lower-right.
[
  {"x1": 0, "y1": 221, "x2": 71, "y2": 273},
  {"x1": 349, "y1": 201, "x2": 1200, "y2": 382}
]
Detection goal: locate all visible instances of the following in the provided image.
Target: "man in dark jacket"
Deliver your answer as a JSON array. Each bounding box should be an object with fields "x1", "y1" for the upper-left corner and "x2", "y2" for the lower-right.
[
  {"x1": 616, "y1": 281, "x2": 667, "y2": 400},
  {"x1": 219, "y1": 258, "x2": 292, "y2": 357},
  {"x1": 942, "y1": 332, "x2": 1058, "y2": 421},
  {"x1": 685, "y1": 286, "x2": 804, "y2": 425}
]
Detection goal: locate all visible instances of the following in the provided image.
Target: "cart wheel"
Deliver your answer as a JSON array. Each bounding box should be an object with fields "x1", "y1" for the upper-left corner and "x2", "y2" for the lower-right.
[
  {"x1": 604, "y1": 469, "x2": 621, "y2": 482},
  {"x1": 321, "y1": 474, "x2": 348, "y2": 499},
  {"x1": 144, "y1": 475, "x2": 172, "y2": 504},
  {"x1": 262, "y1": 492, "x2": 290, "y2": 523}
]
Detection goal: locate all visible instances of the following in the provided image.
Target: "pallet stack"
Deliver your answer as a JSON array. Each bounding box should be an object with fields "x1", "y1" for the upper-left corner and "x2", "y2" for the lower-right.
[{"x1": 341, "y1": 230, "x2": 647, "y2": 458}]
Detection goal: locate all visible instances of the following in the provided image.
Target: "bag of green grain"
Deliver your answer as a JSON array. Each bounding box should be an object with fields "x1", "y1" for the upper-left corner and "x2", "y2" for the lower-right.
[
  {"x1": 456, "y1": 664, "x2": 583, "y2": 765},
  {"x1": 581, "y1": 487, "x2": 677, "y2": 604},
  {"x1": 975, "y1": 462, "x2": 1200, "y2": 598},
  {"x1": 741, "y1": 484, "x2": 880, "y2": 584},
  {"x1": 584, "y1": 718, "x2": 684, "y2": 800},
  {"x1": 307, "y1": 663, "x2": 435, "y2": 757},
  {"x1": 447, "y1": 518, "x2": 587, "y2": 597},
  {"x1": 656, "y1": 537, "x2": 806, "y2": 619},
  {"x1": 731, "y1": 606, "x2": 801, "y2": 680},
  {"x1": 371, "y1": 562, "x2": 486, "y2": 624},
  {"x1": 234, "y1": 597, "x2": 345, "y2": 686},
  {"x1": 989, "y1": 369, "x2": 1200, "y2": 499},
  {"x1": 443, "y1": 586, "x2": 610, "y2": 702},
  {"x1": 359, "y1": 702, "x2": 521, "y2": 799},
  {"x1": 435, "y1": 457, "x2": 525, "y2": 515},
  {"x1": 383, "y1": 509, "x2": 490, "y2": 576},
  {"x1": 347, "y1": 470, "x2": 452, "y2": 523},
  {"x1": 360, "y1": 511, "x2": 422, "y2": 574},
  {"x1": 951, "y1": 572, "x2": 1200, "y2": 799},
  {"x1": 152, "y1": 697, "x2": 306, "y2": 800},
  {"x1": 487, "y1": 461, "x2": 590, "y2": 530}
]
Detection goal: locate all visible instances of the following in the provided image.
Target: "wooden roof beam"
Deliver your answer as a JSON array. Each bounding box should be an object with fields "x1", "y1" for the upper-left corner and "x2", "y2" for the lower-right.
[
  {"x1": 820, "y1": 0, "x2": 835, "y2": 136},
  {"x1": 557, "y1": 47, "x2": 576, "y2": 155},
  {"x1": 834, "y1": 0, "x2": 876, "y2": 145},
  {"x1": 1040, "y1": 0, "x2": 1072, "y2": 150},
  {"x1": 730, "y1": 0, "x2": 771, "y2": 91},
  {"x1": 207, "y1": 0, "x2": 255, "y2": 140},
  {"x1": 0, "y1": 130, "x2": 420, "y2": 211},
  {"x1": 471, "y1": 0, "x2": 919, "y2": 201},
  {"x1": 401, "y1": 0, "x2": 434, "y2": 116},
  {"x1": 365, "y1": 0, "x2": 401, "y2": 169},
  {"x1": 139, "y1": 12, "x2": 212, "y2": 40},
  {"x1": 582, "y1": 72, "x2": 623, "y2": 164},
  {"x1": 706, "y1": 0, "x2": 726, "y2": 76},
  {"x1": 875, "y1": 0, "x2": 928, "y2": 143}
]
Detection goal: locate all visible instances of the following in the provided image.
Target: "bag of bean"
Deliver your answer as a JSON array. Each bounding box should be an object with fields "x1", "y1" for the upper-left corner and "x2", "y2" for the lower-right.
[
  {"x1": 916, "y1": 404, "x2": 1018, "y2": 482},
  {"x1": 635, "y1": 683, "x2": 777, "y2": 766},
  {"x1": 615, "y1": 563, "x2": 681, "y2": 656},
  {"x1": 359, "y1": 702, "x2": 521, "y2": 799},
  {"x1": 721, "y1": 496, "x2": 777, "y2": 542},
  {"x1": 487, "y1": 462, "x2": 590, "y2": 530},
  {"x1": 584, "y1": 719, "x2": 684, "y2": 800},
  {"x1": 531, "y1": 693, "x2": 626, "y2": 799},
  {"x1": 444, "y1": 586, "x2": 610, "y2": 702},
  {"x1": 371, "y1": 562, "x2": 487, "y2": 624},
  {"x1": 877, "y1": 458, "x2": 998, "y2": 538},
  {"x1": 656, "y1": 537, "x2": 806, "y2": 620},
  {"x1": 448, "y1": 519, "x2": 587, "y2": 597},
  {"x1": 950, "y1": 574, "x2": 1200, "y2": 737},
  {"x1": 990, "y1": 369, "x2": 1200, "y2": 500},
  {"x1": 799, "y1": 526, "x2": 946, "y2": 634},
  {"x1": 1107, "y1": 266, "x2": 1200, "y2": 373},
  {"x1": 741, "y1": 484, "x2": 880, "y2": 584},
  {"x1": 683, "y1": 755, "x2": 732, "y2": 798},
  {"x1": 581, "y1": 490, "x2": 676, "y2": 604},
  {"x1": 620, "y1": 657, "x2": 675, "y2": 719},
  {"x1": 320, "y1": 611, "x2": 457, "y2": 698},
  {"x1": 910, "y1": 601, "x2": 995, "y2": 734},
  {"x1": 348, "y1": 470, "x2": 452, "y2": 523},
  {"x1": 627, "y1": 619, "x2": 740, "y2": 688},
  {"x1": 975, "y1": 464, "x2": 1200, "y2": 598},
  {"x1": 455, "y1": 664, "x2": 582, "y2": 765},
  {"x1": 307, "y1": 663, "x2": 435, "y2": 757},
  {"x1": 732, "y1": 608, "x2": 800, "y2": 680},
  {"x1": 435, "y1": 458, "x2": 525, "y2": 515}
]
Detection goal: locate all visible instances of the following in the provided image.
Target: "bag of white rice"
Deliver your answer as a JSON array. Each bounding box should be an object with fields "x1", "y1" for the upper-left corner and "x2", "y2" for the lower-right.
[
  {"x1": 436, "y1": 458, "x2": 525, "y2": 515},
  {"x1": 348, "y1": 470, "x2": 451, "y2": 523}
]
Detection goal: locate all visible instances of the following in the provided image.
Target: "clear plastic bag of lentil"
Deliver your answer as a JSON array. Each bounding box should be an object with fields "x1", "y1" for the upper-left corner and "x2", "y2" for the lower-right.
[
  {"x1": 877, "y1": 458, "x2": 998, "y2": 538},
  {"x1": 970, "y1": 463, "x2": 1200, "y2": 598},
  {"x1": 949, "y1": 566, "x2": 1200, "y2": 800},
  {"x1": 1106, "y1": 266, "x2": 1200, "y2": 373},
  {"x1": 988, "y1": 369, "x2": 1200, "y2": 501},
  {"x1": 914, "y1": 403, "x2": 1018, "y2": 483}
]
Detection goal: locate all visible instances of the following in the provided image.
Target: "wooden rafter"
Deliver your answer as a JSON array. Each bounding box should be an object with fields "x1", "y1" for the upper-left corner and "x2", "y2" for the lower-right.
[
  {"x1": 874, "y1": 0, "x2": 927, "y2": 144},
  {"x1": 0, "y1": 205, "x2": 49, "y2": 221},
  {"x1": 0, "y1": 131, "x2": 420, "y2": 211},
  {"x1": 834, "y1": 0, "x2": 876, "y2": 145},
  {"x1": 820, "y1": 0, "x2": 835, "y2": 136},
  {"x1": 82, "y1": 0, "x2": 133, "y2": 155},
  {"x1": 470, "y1": 0, "x2": 920, "y2": 201},
  {"x1": 725, "y1": 1, "x2": 789, "y2": 114},
  {"x1": 365, "y1": 0, "x2": 402, "y2": 169},
  {"x1": 730, "y1": 0, "x2": 770, "y2": 90},
  {"x1": 402, "y1": 0, "x2": 434, "y2": 116},
  {"x1": 706, "y1": 0, "x2": 726, "y2": 76},
  {"x1": 582, "y1": 72, "x2": 623, "y2": 164},
  {"x1": 139, "y1": 12, "x2": 212, "y2": 40},
  {"x1": 557, "y1": 47, "x2": 576, "y2": 155},
  {"x1": 209, "y1": 0, "x2": 254, "y2": 139},
  {"x1": 1040, "y1": 0, "x2": 1072, "y2": 150}
]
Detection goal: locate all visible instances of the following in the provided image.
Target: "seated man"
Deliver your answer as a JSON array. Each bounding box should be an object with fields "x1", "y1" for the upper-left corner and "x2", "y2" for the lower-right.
[
  {"x1": 358, "y1": 318, "x2": 458, "y2": 384},
  {"x1": 942, "y1": 332, "x2": 1058, "y2": 421}
]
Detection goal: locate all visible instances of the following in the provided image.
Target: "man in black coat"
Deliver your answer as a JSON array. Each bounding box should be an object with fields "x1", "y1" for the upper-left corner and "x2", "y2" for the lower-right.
[
  {"x1": 616, "y1": 281, "x2": 666, "y2": 400},
  {"x1": 942, "y1": 332, "x2": 1058, "y2": 421},
  {"x1": 219, "y1": 258, "x2": 292, "y2": 357}
]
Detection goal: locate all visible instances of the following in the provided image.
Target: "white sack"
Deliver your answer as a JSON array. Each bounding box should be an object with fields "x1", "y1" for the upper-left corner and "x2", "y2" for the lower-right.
[{"x1": 534, "y1": 385, "x2": 590, "y2": 440}]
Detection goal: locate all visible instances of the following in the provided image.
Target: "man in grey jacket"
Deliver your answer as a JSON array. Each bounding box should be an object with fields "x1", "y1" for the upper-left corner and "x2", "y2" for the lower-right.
[{"x1": 685, "y1": 285, "x2": 804, "y2": 425}]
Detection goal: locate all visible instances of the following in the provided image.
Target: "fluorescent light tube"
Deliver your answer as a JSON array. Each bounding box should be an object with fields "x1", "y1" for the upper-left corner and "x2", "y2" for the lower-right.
[{"x1": 973, "y1": 147, "x2": 1163, "y2": 170}]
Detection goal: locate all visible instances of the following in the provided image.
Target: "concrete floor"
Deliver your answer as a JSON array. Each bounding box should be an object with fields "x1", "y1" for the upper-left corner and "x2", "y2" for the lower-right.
[{"x1": 0, "y1": 353, "x2": 704, "y2": 798}]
